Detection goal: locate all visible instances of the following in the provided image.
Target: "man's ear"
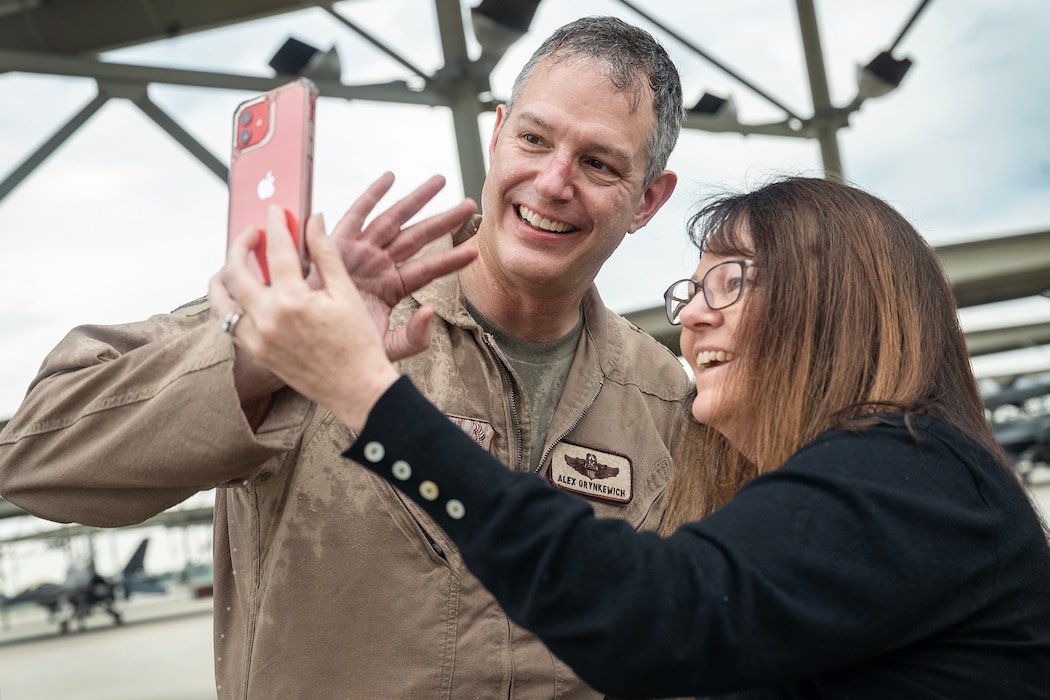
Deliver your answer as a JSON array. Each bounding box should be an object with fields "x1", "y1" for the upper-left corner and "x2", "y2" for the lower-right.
[
  {"x1": 488, "y1": 104, "x2": 509, "y2": 158},
  {"x1": 629, "y1": 170, "x2": 678, "y2": 233}
]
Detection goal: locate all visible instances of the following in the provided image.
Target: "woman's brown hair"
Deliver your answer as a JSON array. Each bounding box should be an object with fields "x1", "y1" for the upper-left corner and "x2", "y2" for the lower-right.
[{"x1": 659, "y1": 176, "x2": 1008, "y2": 534}]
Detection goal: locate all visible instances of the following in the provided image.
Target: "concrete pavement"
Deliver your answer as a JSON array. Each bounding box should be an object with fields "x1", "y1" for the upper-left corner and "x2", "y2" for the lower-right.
[{"x1": 0, "y1": 589, "x2": 215, "y2": 700}]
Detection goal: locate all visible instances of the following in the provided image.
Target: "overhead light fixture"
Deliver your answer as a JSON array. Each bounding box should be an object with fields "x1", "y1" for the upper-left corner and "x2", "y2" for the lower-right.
[
  {"x1": 471, "y1": 0, "x2": 543, "y2": 58},
  {"x1": 689, "y1": 92, "x2": 738, "y2": 122},
  {"x1": 856, "y1": 51, "x2": 913, "y2": 100},
  {"x1": 269, "y1": 37, "x2": 342, "y2": 81}
]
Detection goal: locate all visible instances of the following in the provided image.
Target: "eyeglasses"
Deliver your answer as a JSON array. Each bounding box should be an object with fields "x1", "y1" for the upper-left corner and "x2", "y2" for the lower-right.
[{"x1": 663, "y1": 260, "x2": 753, "y2": 325}]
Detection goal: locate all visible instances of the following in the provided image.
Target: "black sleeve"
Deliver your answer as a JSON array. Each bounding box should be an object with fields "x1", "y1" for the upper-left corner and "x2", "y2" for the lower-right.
[{"x1": 344, "y1": 376, "x2": 1013, "y2": 698}]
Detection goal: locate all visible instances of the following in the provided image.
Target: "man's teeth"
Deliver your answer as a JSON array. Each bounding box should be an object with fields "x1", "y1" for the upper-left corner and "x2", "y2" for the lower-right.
[
  {"x1": 518, "y1": 205, "x2": 574, "y2": 233},
  {"x1": 696, "y1": 350, "x2": 734, "y2": 371}
]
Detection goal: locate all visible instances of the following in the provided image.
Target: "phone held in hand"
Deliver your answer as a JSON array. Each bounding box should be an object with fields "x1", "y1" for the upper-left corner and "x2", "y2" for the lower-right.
[{"x1": 227, "y1": 77, "x2": 318, "y2": 283}]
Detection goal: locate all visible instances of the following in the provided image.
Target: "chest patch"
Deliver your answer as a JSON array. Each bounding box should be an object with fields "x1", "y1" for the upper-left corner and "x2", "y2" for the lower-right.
[
  {"x1": 548, "y1": 441, "x2": 633, "y2": 504},
  {"x1": 447, "y1": 414, "x2": 495, "y2": 452}
]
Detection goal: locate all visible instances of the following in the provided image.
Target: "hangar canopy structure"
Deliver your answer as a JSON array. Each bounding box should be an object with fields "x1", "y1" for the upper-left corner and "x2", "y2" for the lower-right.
[{"x1": 1, "y1": 0, "x2": 1047, "y2": 357}]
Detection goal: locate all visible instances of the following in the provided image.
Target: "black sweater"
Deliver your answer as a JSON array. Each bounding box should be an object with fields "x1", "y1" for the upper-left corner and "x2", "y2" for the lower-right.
[{"x1": 345, "y1": 376, "x2": 1050, "y2": 699}]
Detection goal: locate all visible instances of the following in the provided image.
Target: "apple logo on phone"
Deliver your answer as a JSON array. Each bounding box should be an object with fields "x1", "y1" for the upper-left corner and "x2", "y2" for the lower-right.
[{"x1": 257, "y1": 171, "x2": 276, "y2": 200}]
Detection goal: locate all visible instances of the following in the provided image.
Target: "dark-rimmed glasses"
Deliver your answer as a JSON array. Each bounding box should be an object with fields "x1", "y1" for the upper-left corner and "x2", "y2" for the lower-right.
[{"x1": 663, "y1": 260, "x2": 753, "y2": 325}]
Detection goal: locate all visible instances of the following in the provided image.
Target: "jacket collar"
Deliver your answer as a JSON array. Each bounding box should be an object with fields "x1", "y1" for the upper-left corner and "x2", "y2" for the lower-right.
[{"x1": 411, "y1": 215, "x2": 477, "y2": 330}]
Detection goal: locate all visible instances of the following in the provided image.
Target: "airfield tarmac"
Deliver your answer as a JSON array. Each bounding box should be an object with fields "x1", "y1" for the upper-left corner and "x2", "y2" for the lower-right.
[{"x1": 0, "y1": 587, "x2": 216, "y2": 700}]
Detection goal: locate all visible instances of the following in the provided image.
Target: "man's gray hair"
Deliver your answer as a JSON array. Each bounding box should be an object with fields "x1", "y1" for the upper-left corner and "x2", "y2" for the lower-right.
[{"x1": 507, "y1": 15, "x2": 684, "y2": 187}]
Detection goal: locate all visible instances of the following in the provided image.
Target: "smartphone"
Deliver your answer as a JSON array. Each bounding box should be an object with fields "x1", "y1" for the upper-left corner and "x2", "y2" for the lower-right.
[{"x1": 227, "y1": 77, "x2": 318, "y2": 283}]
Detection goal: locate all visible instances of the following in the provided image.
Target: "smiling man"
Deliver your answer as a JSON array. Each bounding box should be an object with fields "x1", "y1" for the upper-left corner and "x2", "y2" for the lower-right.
[{"x1": 0, "y1": 15, "x2": 693, "y2": 699}]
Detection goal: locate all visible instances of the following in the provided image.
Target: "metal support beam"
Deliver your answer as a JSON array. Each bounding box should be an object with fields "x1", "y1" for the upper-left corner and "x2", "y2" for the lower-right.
[
  {"x1": 322, "y1": 2, "x2": 429, "y2": 81},
  {"x1": 795, "y1": 0, "x2": 845, "y2": 181},
  {"x1": 0, "y1": 46, "x2": 456, "y2": 203},
  {"x1": 617, "y1": 0, "x2": 802, "y2": 121},
  {"x1": 96, "y1": 78, "x2": 228, "y2": 182},
  {"x1": 938, "y1": 228, "x2": 1050, "y2": 308},
  {"x1": 432, "y1": 0, "x2": 487, "y2": 202},
  {"x1": 0, "y1": 48, "x2": 446, "y2": 105},
  {"x1": 0, "y1": 92, "x2": 107, "y2": 202},
  {"x1": 130, "y1": 91, "x2": 229, "y2": 183}
]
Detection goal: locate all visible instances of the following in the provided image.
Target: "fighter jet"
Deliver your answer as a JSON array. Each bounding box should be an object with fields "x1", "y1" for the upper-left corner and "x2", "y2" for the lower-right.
[
  {"x1": 1, "y1": 537, "x2": 166, "y2": 634},
  {"x1": 983, "y1": 374, "x2": 1050, "y2": 482}
]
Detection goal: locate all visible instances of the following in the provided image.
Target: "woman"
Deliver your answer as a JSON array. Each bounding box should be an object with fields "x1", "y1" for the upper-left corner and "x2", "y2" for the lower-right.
[{"x1": 213, "y1": 176, "x2": 1050, "y2": 699}]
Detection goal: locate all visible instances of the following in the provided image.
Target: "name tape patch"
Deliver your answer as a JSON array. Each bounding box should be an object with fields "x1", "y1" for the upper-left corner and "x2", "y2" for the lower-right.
[{"x1": 548, "y1": 442, "x2": 633, "y2": 504}]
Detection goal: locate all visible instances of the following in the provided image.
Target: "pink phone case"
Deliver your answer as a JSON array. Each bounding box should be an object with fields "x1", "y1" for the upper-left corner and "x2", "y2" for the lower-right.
[{"x1": 227, "y1": 77, "x2": 318, "y2": 283}]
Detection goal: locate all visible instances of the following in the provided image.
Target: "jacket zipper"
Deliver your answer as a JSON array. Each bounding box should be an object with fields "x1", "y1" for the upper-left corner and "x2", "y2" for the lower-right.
[
  {"x1": 483, "y1": 334, "x2": 525, "y2": 471},
  {"x1": 536, "y1": 381, "x2": 603, "y2": 474},
  {"x1": 483, "y1": 337, "x2": 600, "y2": 698}
]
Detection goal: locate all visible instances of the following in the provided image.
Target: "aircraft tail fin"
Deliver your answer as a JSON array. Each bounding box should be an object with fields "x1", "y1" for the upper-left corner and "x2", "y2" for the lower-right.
[
  {"x1": 120, "y1": 538, "x2": 167, "y2": 597},
  {"x1": 122, "y1": 538, "x2": 150, "y2": 576}
]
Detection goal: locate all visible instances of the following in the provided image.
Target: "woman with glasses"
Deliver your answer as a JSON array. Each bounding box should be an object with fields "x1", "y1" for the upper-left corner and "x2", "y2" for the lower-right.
[{"x1": 213, "y1": 175, "x2": 1050, "y2": 698}]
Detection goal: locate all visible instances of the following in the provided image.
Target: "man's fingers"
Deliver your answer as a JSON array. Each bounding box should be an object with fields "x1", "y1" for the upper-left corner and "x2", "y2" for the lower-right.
[
  {"x1": 385, "y1": 198, "x2": 477, "y2": 262},
  {"x1": 397, "y1": 246, "x2": 479, "y2": 295},
  {"x1": 364, "y1": 175, "x2": 448, "y2": 249},
  {"x1": 386, "y1": 306, "x2": 436, "y2": 361},
  {"x1": 330, "y1": 172, "x2": 397, "y2": 245}
]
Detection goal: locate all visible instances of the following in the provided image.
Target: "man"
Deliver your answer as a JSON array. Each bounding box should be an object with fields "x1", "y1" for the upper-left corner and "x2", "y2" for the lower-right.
[{"x1": 0, "y1": 16, "x2": 691, "y2": 699}]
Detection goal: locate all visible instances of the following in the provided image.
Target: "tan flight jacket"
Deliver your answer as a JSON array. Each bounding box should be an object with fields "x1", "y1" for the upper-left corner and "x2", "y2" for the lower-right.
[{"x1": 0, "y1": 227, "x2": 692, "y2": 699}]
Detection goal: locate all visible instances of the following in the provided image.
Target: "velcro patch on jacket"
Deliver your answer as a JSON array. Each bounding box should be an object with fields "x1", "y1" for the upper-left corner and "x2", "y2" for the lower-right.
[
  {"x1": 548, "y1": 442, "x2": 633, "y2": 504},
  {"x1": 170, "y1": 295, "x2": 210, "y2": 316},
  {"x1": 447, "y1": 414, "x2": 495, "y2": 452}
]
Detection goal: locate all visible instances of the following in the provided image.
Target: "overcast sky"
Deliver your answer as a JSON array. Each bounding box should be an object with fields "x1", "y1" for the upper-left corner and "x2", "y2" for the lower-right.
[{"x1": 1, "y1": 0, "x2": 1049, "y2": 426}]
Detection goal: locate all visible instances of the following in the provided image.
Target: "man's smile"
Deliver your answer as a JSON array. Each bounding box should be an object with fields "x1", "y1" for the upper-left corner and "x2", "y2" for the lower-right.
[{"x1": 517, "y1": 204, "x2": 576, "y2": 233}]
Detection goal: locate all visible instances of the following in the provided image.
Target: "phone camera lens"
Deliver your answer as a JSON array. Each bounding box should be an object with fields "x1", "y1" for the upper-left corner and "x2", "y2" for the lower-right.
[
  {"x1": 239, "y1": 110, "x2": 252, "y2": 126},
  {"x1": 239, "y1": 129, "x2": 251, "y2": 145}
]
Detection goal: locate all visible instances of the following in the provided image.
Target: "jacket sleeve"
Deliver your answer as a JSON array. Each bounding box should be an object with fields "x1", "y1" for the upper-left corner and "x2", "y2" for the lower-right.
[
  {"x1": 346, "y1": 377, "x2": 1020, "y2": 698},
  {"x1": 0, "y1": 304, "x2": 312, "y2": 527}
]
